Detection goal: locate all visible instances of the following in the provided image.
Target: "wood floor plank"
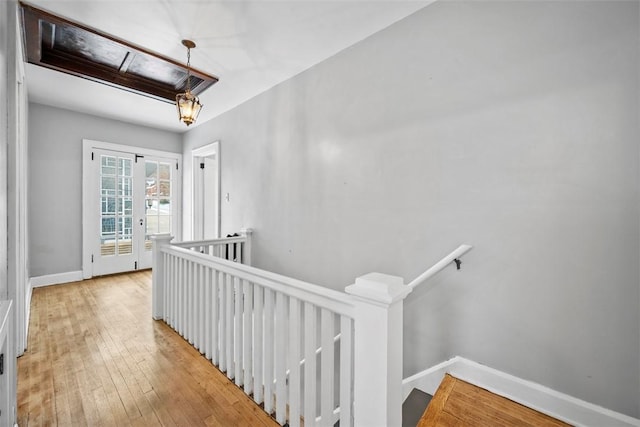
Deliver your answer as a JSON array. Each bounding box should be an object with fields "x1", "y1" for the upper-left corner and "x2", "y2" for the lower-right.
[
  {"x1": 418, "y1": 373, "x2": 457, "y2": 426},
  {"x1": 419, "y1": 374, "x2": 571, "y2": 427},
  {"x1": 92, "y1": 386, "x2": 118, "y2": 427},
  {"x1": 18, "y1": 271, "x2": 278, "y2": 427}
]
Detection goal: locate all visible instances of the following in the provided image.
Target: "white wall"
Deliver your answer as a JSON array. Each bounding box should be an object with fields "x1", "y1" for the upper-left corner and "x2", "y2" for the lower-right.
[
  {"x1": 7, "y1": 0, "x2": 29, "y2": 357},
  {"x1": 0, "y1": 0, "x2": 10, "y2": 301},
  {"x1": 28, "y1": 103, "x2": 182, "y2": 277},
  {"x1": 183, "y1": 1, "x2": 640, "y2": 417},
  {"x1": 2, "y1": 1, "x2": 23, "y2": 423}
]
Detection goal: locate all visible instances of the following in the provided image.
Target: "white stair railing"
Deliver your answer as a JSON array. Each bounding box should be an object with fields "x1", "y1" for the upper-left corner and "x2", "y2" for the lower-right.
[
  {"x1": 173, "y1": 228, "x2": 253, "y2": 265},
  {"x1": 151, "y1": 234, "x2": 463, "y2": 426},
  {"x1": 152, "y1": 234, "x2": 362, "y2": 427}
]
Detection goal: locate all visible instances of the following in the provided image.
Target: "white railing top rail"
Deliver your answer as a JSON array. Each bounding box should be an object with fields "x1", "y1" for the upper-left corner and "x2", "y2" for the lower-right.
[
  {"x1": 161, "y1": 244, "x2": 355, "y2": 317},
  {"x1": 173, "y1": 236, "x2": 247, "y2": 248},
  {"x1": 407, "y1": 244, "x2": 473, "y2": 290}
]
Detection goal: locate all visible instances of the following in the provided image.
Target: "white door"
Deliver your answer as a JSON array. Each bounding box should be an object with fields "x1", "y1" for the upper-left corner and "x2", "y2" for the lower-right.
[
  {"x1": 202, "y1": 156, "x2": 218, "y2": 239},
  {"x1": 192, "y1": 142, "x2": 220, "y2": 240},
  {"x1": 93, "y1": 149, "x2": 139, "y2": 275},
  {"x1": 83, "y1": 141, "x2": 181, "y2": 278},
  {"x1": 141, "y1": 157, "x2": 177, "y2": 267}
]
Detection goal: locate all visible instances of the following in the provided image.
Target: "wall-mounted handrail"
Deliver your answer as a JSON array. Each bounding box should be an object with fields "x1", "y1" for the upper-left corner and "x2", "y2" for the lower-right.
[{"x1": 407, "y1": 244, "x2": 473, "y2": 290}]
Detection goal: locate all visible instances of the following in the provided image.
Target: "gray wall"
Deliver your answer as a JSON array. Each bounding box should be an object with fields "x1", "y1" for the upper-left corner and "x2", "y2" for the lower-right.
[
  {"x1": 183, "y1": 1, "x2": 640, "y2": 417},
  {"x1": 28, "y1": 103, "x2": 182, "y2": 277}
]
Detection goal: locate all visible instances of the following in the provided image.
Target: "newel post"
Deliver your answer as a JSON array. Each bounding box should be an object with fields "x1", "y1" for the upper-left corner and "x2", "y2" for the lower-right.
[
  {"x1": 151, "y1": 233, "x2": 173, "y2": 320},
  {"x1": 240, "y1": 228, "x2": 253, "y2": 266},
  {"x1": 345, "y1": 272, "x2": 412, "y2": 427}
]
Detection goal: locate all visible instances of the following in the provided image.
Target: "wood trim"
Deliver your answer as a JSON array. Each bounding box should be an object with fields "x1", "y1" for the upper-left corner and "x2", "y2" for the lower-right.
[{"x1": 19, "y1": 1, "x2": 218, "y2": 102}]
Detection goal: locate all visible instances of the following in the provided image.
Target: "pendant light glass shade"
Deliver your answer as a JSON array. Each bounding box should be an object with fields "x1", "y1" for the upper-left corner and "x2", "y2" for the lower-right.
[
  {"x1": 176, "y1": 39, "x2": 203, "y2": 126},
  {"x1": 176, "y1": 91, "x2": 202, "y2": 126}
]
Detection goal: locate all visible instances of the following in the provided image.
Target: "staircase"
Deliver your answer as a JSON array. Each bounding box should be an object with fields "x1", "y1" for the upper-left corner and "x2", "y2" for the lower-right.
[
  {"x1": 402, "y1": 389, "x2": 433, "y2": 427},
  {"x1": 403, "y1": 374, "x2": 570, "y2": 427}
]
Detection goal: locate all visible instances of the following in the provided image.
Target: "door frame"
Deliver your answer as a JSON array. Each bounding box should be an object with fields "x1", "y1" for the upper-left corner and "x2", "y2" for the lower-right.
[
  {"x1": 192, "y1": 141, "x2": 221, "y2": 240},
  {"x1": 82, "y1": 139, "x2": 182, "y2": 279},
  {"x1": 8, "y1": 1, "x2": 28, "y2": 359}
]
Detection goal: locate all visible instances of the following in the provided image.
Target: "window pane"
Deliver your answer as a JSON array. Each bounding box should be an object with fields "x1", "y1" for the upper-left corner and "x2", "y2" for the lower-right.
[
  {"x1": 118, "y1": 177, "x2": 132, "y2": 197},
  {"x1": 146, "y1": 162, "x2": 157, "y2": 179},
  {"x1": 101, "y1": 156, "x2": 116, "y2": 175},
  {"x1": 158, "y1": 199, "x2": 171, "y2": 214},
  {"x1": 158, "y1": 215, "x2": 171, "y2": 234},
  {"x1": 119, "y1": 197, "x2": 132, "y2": 216},
  {"x1": 118, "y1": 217, "x2": 133, "y2": 238},
  {"x1": 146, "y1": 214, "x2": 158, "y2": 235},
  {"x1": 159, "y1": 180, "x2": 170, "y2": 197},
  {"x1": 101, "y1": 217, "x2": 115, "y2": 237},
  {"x1": 146, "y1": 178, "x2": 157, "y2": 197},
  {"x1": 145, "y1": 198, "x2": 156, "y2": 214},
  {"x1": 118, "y1": 215, "x2": 132, "y2": 255},
  {"x1": 118, "y1": 158, "x2": 132, "y2": 177},
  {"x1": 101, "y1": 176, "x2": 116, "y2": 196},
  {"x1": 159, "y1": 163, "x2": 171, "y2": 180},
  {"x1": 101, "y1": 197, "x2": 116, "y2": 215}
]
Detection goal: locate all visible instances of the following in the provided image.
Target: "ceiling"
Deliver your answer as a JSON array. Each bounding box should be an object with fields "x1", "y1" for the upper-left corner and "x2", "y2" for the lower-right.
[{"x1": 23, "y1": 0, "x2": 432, "y2": 133}]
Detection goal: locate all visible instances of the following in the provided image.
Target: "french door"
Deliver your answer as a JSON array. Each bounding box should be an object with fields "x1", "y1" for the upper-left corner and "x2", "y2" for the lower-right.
[{"x1": 83, "y1": 140, "x2": 181, "y2": 278}]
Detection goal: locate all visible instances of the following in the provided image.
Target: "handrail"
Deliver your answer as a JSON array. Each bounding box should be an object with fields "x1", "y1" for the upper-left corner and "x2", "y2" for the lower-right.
[
  {"x1": 173, "y1": 236, "x2": 246, "y2": 248},
  {"x1": 161, "y1": 244, "x2": 356, "y2": 317},
  {"x1": 155, "y1": 237, "x2": 354, "y2": 427},
  {"x1": 407, "y1": 244, "x2": 473, "y2": 290},
  {"x1": 152, "y1": 233, "x2": 415, "y2": 426}
]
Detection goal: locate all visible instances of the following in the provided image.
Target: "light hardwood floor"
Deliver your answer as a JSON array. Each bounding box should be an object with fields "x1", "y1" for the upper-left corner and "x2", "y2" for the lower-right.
[
  {"x1": 418, "y1": 374, "x2": 571, "y2": 426},
  {"x1": 17, "y1": 271, "x2": 279, "y2": 427}
]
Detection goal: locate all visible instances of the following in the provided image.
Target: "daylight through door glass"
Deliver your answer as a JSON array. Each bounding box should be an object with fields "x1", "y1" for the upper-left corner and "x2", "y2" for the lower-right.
[
  {"x1": 100, "y1": 155, "x2": 133, "y2": 256},
  {"x1": 145, "y1": 160, "x2": 172, "y2": 250}
]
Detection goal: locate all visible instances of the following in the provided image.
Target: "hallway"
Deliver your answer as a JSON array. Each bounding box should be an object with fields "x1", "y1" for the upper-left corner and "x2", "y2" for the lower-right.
[{"x1": 17, "y1": 271, "x2": 278, "y2": 426}]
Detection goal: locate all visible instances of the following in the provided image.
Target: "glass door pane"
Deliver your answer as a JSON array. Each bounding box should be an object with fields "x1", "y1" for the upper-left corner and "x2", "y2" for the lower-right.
[
  {"x1": 144, "y1": 159, "x2": 173, "y2": 251},
  {"x1": 92, "y1": 149, "x2": 139, "y2": 276},
  {"x1": 100, "y1": 154, "x2": 134, "y2": 257},
  {"x1": 86, "y1": 143, "x2": 180, "y2": 277}
]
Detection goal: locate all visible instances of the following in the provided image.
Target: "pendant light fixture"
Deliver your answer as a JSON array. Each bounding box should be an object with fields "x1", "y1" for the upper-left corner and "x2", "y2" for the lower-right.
[{"x1": 176, "y1": 39, "x2": 203, "y2": 126}]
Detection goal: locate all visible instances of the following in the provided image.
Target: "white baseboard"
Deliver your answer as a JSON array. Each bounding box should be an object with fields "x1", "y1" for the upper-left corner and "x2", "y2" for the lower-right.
[
  {"x1": 403, "y1": 357, "x2": 454, "y2": 400},
  {"x1": 402, "y1": 356, "x2": 640, "y2": 427},
  {"x1": 30, "y1": 271, "x2": 84, "y2": 288}
]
